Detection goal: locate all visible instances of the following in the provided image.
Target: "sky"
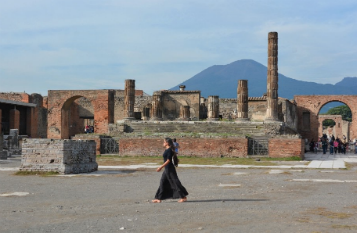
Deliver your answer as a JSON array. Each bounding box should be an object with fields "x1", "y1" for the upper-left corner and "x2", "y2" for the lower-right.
[{"x1": 1, "y1": 0, "x2": 357, "y2": 96}]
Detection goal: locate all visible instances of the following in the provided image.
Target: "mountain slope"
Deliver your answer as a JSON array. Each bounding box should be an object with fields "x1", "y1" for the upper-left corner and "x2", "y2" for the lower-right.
[{"x1": 170, "y1": 59, "x2": 357, "y2": 99}]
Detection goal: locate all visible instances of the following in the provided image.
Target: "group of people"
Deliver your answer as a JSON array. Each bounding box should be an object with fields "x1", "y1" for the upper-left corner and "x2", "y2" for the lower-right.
[
  {"x1": 152, "y1": 137, "x2": 189, "y2": 203},
  {"x1": 309, "y1": 134, "x2": 357, "y2": 154},
  {"x1": 84, "y1": 125, "x2": 94, "y2": 134}
]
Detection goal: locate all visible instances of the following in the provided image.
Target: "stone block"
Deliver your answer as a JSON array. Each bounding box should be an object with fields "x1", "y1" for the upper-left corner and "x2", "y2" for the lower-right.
[{"x1": 20, "y1": 139, "x2": 98, "y2": 174}]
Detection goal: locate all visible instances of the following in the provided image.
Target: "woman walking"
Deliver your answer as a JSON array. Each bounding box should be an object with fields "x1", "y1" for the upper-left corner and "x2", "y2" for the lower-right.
[{"x1": 152, "y1": 138, "x2": 188, "y2": 203}]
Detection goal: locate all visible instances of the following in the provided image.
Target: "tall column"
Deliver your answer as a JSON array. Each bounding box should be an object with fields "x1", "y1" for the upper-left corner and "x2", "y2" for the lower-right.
[
  {"x1": 207, "y1": 96, "x2": 219, "y2": 121},
  {"x1": 151, "y1": 91, "x2": 162, "y2": 121},
  {"x1": 124, "y1": 79, "x2": 135, "y2": 120},
  {"x1": 0, "y1": 109, "x2": 2, "y2": 134},
  {"x1": 265, "y1": 32, "x2": 279, "y2": 121},
  {"x1": 236, "y1": 80, "x2": 249, "y2": 121},
  {"x1": 9, "y1": 108, "x2": 20, "y2": 130}
]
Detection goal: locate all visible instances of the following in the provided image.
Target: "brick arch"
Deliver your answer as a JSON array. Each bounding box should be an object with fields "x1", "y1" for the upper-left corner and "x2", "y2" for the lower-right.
[
  {"x1": 47, "y1": 90, "x2": 113, "y2": 139},
  {"x1": 294, "y1": 95, "x2": 356, "y2": 141},
  {"x1": 318, "y1": 115, "x2": 344, "y2": 139}
]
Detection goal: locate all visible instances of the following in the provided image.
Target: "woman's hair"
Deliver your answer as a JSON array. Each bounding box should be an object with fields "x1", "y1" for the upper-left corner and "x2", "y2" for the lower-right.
[{"x1": 165, "y1": 137, "x2": 179, "y2": 167}]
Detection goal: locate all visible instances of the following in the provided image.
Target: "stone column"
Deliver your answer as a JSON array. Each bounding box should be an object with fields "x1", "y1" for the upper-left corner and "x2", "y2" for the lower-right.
[
  {"x1": 180, "y1": 106, "x2": 190, "y2": 120},
  {"x1": 207, "y1": 96, "x2": 219, "y2": 121},
  {"x1": 265, "y1": 32, "x2": 279, "y2": 121},
  {"x1": 124, "y1": 79, "x2": 135, "y2": 120},
  {"x1": 142, "y1": 107, "x2": 150, "y2": 120},
  {"x1": 9, "y1": 108, "x2": 20, "y2": 130},
  {"x1": 0, "y1": 132, "x2": 6, "y2": 160},
  {"x1": 236, "y1": 80, "x2": 249, "y2": 121},
  {"x1": 0, "y1": 109, "x2": 2, "y2": 134},
  {"x1": 151, "y1": 91, "x2": 162, "y2": 121}
]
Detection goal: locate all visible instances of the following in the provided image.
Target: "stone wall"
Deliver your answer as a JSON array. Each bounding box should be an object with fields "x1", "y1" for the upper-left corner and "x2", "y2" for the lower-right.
[
  {"x1": 119, "y1": 137, "x2": 249, "y2": 158},
  {"x1": 161, "y1": 91, "x2": 200, "y2": 120},
  {"x1": 20, "y1": 139, "x2": 98, "y2": 174},
  {"x1": 268, "y1": 138, "x2": 304, "y2": 158}
]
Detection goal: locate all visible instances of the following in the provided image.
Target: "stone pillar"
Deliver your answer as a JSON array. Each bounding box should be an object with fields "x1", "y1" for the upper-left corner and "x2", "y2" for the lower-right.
[
  {"x1": 265, "y1": 32, "x2": 279, "y2": 121},
  {"x1": 236, "y1": 80, "x2": 249, "y2": 121},
  {"x1": 0, "y1": 132, "x2": 6, "y2": 160},
  {"x1": 180, "y1": 106, "x2": 190, "y2": 120},
  {"x1": 9, "y1": 108, "x2": 20, "y2": 130},
  {"x1": 199, "y1": 97, "x2": 207, "y2": 119},
  {"x1": 124, "y1": 79, "x2": 135, "y2": 120},
  {"x1": 142, "y1": 107, "x2": 150, "y2": 120},
  {"x1": 207, "y1": 96, "x2": 220, "y2": 121},
  {"x1": 151, "y1": 91, "x2": 162, "y2": 121},
  {"x1": 0, "y1": 109, "x2": 2, "y2": 134}
]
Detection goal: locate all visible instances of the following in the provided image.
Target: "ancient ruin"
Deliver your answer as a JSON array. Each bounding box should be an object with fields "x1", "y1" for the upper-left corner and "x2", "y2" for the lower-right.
[
  {"x1": 1, "y1": 31, "x2": 355, "y2": 162},
  {"x1": 20, "y1": 139, "x2": 98, "y2": 174}
]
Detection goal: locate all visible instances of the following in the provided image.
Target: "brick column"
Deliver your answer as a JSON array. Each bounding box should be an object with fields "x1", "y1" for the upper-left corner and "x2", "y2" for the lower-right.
[
  {"x1": 151, "y1": 91, "x2": 162, "y2": 121},
  {"x1": 124, "y1": 79, "x2": 135, "y2": 120},
  {"x1": 9, "y1": 108, "x2": 20, "y2": 130},
  {"x1": 265, "y1": 32, "x2": 279, "y2": 121},
  {"x1": 207, "y1": 96, "x2": 219, "y2": 121},
  {"x1": 236, "y1": 80, "x2": 249, "y2": 121}
]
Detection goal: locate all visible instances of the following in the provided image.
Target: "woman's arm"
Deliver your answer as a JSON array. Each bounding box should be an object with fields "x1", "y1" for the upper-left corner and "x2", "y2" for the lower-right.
[{"x1": 156, "y1": 159, "x2": 170, "y2": 172}]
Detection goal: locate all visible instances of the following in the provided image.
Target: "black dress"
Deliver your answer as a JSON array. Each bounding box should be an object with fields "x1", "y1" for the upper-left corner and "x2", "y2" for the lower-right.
[{"x1": 154, "y1": 148, "x2": 188, "y2": 200}]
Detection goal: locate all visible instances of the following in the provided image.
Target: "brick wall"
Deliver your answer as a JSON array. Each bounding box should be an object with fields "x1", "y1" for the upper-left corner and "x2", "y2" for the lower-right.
[
  {"x1": 119, "y1": 137, "x2": 249, "y2": 158},
  {"x1": 268, "y1": 138, "x2": 304, "y2": 158},
  {"x1": 20, "y1": 139, "x2": 98, "y2": 174},
  {"x1": 295, "y1": 95, "x2": 357, "y2": 141}
]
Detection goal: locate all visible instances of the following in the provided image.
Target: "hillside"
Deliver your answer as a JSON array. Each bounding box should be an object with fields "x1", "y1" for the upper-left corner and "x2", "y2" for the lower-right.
[{"x1": 170, "y1": 59, "x2": 357, "y2": 99}]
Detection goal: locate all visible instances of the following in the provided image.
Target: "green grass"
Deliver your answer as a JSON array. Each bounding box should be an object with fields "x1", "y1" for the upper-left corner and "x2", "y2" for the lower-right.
[
  {"x1": 96, "y1": 155, "x2": 303, "y2": 166},
  {"x1": 14, "y1": 171, "x2": 59, "y2": 176}
]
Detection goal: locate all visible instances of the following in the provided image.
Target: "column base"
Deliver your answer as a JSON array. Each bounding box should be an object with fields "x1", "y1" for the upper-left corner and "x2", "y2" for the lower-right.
[
  {"x1": 236, "y1": 118, "x2": 249, "y2": 122},
  {"x1": 207, "y1": 118, "x2": 220, "y2": 121}
]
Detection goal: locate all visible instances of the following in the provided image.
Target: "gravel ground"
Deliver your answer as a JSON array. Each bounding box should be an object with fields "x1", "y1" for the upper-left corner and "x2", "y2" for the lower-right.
[{"x1": 1, "y1": 157, "x2": 357, "y2": 233}]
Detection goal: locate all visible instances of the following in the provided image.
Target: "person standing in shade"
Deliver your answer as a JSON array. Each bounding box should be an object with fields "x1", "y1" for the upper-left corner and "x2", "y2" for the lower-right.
[{"x1": 152, "y1": 138, "x2": 188, "y2": 203}]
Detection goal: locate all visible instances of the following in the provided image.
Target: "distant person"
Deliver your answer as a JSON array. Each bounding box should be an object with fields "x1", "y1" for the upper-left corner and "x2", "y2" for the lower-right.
[
  {"x1": 329, "y1": 139, "x2": 334, "y2": 155},
  {"x1": 309, "y1": 139, "x2": 315, "y2": 152},
  {"x1": 152, "y1": 138, "x2": 188, "y2": 203},
  {"x1": 173, "y1": 138, "x2": 180, "y2": 155},
  {"x1": 333, "y1": 139, "x2": 339, "y2": 154}
]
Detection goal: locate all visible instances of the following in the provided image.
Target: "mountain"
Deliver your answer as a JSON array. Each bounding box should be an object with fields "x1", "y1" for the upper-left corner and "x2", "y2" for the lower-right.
[{"x1": 170, "y1": 59, "x2": 357, "y2": 99}]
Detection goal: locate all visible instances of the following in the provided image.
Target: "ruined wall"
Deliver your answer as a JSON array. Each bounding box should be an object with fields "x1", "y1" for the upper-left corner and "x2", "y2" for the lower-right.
[
  {"x1": 47, "y1": 90, "x2": 114, "y2": 139},
  {"x1": 20, "y1": 139, "x2": 98, "y2": 174},
  {"x1": 295, "y1": 95, "x2": 357, "y2": 141},
  {"x1": 161, "y1": 91, "x2": 200, "y2": 120},
  {"x1": 281, "y1": 99, "x2": 298, "y2": 132},
  {"x1": 268, "y1": 138, "x2": 304, "y2": 158},
  {"x1": 114, "y1": 95, "x2": 152, "y2": 122},
  {"x1": 0, "y1": 92, "x2": 30, "y2": 102},
  {"x1": 119, "y1": 137, "x2": 248, "y2": 158}
]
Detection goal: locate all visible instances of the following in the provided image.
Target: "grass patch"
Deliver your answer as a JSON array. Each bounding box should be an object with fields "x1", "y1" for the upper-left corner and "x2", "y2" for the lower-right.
[
  {"x1": 96, "y1": 155, "x2": 281, "y2": 166},
  {"x1": 332, "y1": 225, "x2": 357, "y2": 230},
  {"x1": 260, "y1": 156, "x2": 302, "y2": 161},
  {"x1": 14, "y1": 171, "x2": 59, "y2": 177},
  {"x1": 307, "y1": 207, "x2": 353, "y2": 219}
]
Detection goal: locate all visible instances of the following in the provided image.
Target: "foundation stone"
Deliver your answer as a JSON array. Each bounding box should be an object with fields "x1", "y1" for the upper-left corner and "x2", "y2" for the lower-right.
[{"x1": 20, "y1": 139, "x2": 98, "y2": 174}]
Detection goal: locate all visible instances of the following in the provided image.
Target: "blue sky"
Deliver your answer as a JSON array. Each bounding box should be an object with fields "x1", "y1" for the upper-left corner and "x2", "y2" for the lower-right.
[{"x1": 1, "y1": 0, "x2": 357, "y2": 96}]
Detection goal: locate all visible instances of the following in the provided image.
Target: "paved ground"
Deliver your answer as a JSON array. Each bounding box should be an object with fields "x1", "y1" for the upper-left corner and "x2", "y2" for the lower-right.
[{"x1": 1, "y1": 152, "x2": 357, "y2": 233}]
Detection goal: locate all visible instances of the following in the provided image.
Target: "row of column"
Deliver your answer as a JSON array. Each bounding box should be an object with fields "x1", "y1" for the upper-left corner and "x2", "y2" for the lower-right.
[{"x1": 124, "y1": 31, "x2": 279, "y2": 121}]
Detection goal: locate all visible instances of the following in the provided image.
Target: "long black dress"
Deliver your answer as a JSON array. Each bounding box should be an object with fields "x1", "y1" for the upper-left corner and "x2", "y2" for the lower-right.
[{"x1": 154, "y1": 148, "x2": 188, "y2": 200}]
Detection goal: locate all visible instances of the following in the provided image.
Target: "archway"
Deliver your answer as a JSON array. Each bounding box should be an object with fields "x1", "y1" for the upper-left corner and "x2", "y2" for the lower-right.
[
  {"x1": 61, "y1": 96, "x2": 94, "y2": 139},
  {"x1": 318, "y1": 101, "x2": 351, "y2": 142},
  {"x1": 47, "y1": 90, "x2": 113, "y2": 139},
  {"x1": 294, "y1": 95, "x2": 357, "y2": 142}
]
